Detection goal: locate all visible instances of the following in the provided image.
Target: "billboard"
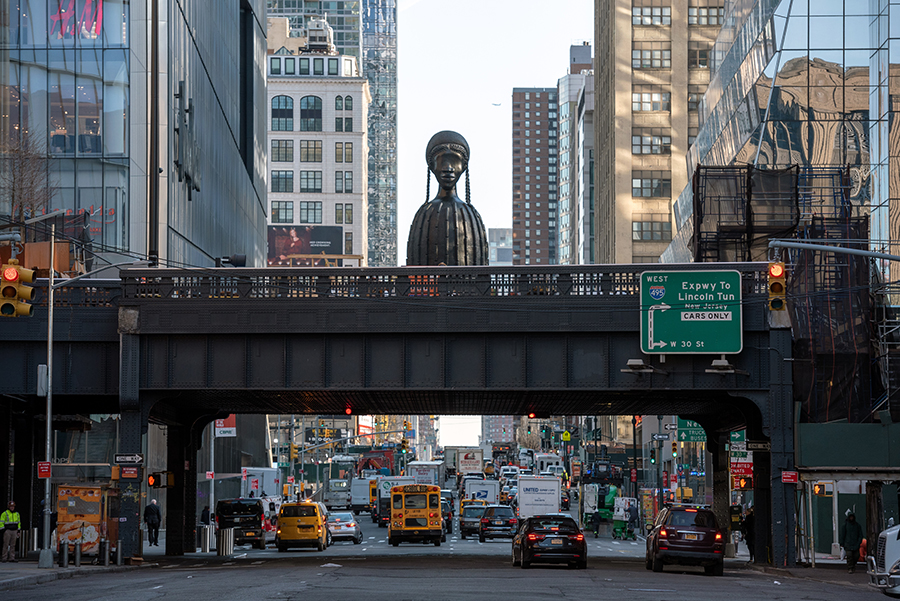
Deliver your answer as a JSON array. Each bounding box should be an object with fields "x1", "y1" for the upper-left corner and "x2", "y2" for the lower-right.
[{"x1": 267, "y1": 225, "x2": 343, "y2": 266}]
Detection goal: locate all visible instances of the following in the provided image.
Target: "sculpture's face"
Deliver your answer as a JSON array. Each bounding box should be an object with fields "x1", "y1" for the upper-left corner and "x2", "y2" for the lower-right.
[{"x1": 432, "y1": 148, "x2": 466, "y2": 191}]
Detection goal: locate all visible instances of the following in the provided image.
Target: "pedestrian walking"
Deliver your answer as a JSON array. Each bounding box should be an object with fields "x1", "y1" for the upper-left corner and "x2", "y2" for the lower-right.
[
  {"x1": 144, "y1": 499, "x2": 162, "y2": 547},
  {"x1": 740, "y1": 507, "x2": 755, "y2": 563},
  {"x1": 840, "y1": 511, "x2": 864, "y2": 573},
  {"x1": 200, "y1": 505, "x2": 211, "y2": 526},
  {"x1": 1, "y1": 501, "x2": 21, "y2": 562}
]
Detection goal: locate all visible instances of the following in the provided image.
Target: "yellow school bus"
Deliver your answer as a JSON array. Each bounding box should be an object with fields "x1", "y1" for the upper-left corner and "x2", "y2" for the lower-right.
[{"x1": 388, "y1": 484, "x2": 445, "y2": 547}]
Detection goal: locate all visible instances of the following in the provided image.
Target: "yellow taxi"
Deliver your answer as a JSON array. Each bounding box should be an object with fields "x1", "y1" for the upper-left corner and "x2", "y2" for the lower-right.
[
  {"x1": 460, "y1": 498, "x2": 488, "y2": 513},
  {"x1": 275, "y1": 501, "x2": 328, "y2": 552}
]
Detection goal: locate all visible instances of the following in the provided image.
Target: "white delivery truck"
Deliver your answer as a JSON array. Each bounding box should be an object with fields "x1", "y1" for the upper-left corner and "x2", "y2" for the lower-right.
[
  {"x1": 458, "y1": 448, "x2": 484, "y2": 475},
  {"x1": 406, "y1": 460, "x2": 445, "y2": 487},
  {"x1": 867, "y1": 521, "x2": 900, "y2": 597},
  {"x1": 375, "y1": 475, "x2": 415, "y2": 527},
  {"x1": 350, "y1": 476, "x2": 378, "y2": 514},
  {"x1": 534, "y1": 453, "x2": 563, "y2": 474},
  {"x1": 464, "y1": 478, "x2": 500, "y2": 504},
  {"x1": 516, "y1": 475, "x2": 561, "y2": 519},
  {"x1": 324, "y1": 478, "x2": 351, "y2": 509}
]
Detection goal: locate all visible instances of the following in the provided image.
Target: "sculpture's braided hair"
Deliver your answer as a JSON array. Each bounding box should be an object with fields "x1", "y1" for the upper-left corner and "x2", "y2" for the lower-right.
[
  {"x1": 465, "y1": 168, "x2": 470, "y2": 204},
  {"x1": 426, "y1": 166, "x2": 430, "y2": 204}
]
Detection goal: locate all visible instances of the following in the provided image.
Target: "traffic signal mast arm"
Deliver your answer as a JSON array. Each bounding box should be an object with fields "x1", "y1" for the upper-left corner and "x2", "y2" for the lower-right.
[{"x1": 299, "y1": 428, "x2": 409, "y2": 454}]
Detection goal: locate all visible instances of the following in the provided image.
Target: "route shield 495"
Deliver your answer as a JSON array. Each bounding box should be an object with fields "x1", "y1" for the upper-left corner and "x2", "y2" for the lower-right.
[{"x1": 640, "y1": 270, "x2": 743, "y2": 354}]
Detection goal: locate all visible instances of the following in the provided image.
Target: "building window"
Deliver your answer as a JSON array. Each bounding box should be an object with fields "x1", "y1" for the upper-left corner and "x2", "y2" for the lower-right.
[
  {"x1": 632, "y1": 42, "x2": 671, "y2": 69},
  {"x1": 299, "y1": 96, "x2": 322, "y2": 131},
  {"x1": 344, "y1": 142, "x2": 353, "y2": 163},
  {"x1": 632, "y1": 86, "x2": 671, "y2": 111},
  {"x1": 271, "y1": 140, "x2": 293, "y2": 162},
  {"x1": 270, "y1": 57, "x2": 281, "y2": 75},
  {"x1": 300, "y1": 58, "x2": 309, "y2": 75},
  {"x1": 313, "y1": 57, "x2": 324, "y2": 75},
  {"x1": 345, "y1": 232, "x2": 353, "y2": 255},
  {"x1": 271, "y1": 170, "x2": 293, "y2": 193},
  {"x1": 299, "y1": 140, "x2": 322, "y2": 162},
  {"x1": 271, "y1": 95, "x2": 293, "y2": 131},
  {"x1": 335, "y1": 171, "x2": 344, "y2": 193},
  {"x1": 632, "y1": 4, "x2": 671, "y2": 26},
  {"x1": 688, "y1": 42, "x2": 711, "y2": 68},
  {"x1": 299, "y1": 171, "x2": 322, "y2": 193},
  {"x1": 335, "y1": 203, "x2": 344, "y2": 223},
  {"x1": 335, "y1": 142, "x2": 344, "y2": 163},
  {"x1": 688, "y1": 85, "x2": 704, "y2": 111},
  {"x1": 335, "y1": 96, "x2": 343, "y2": 110},
  {"x1": 344, "y1": 95, "x2": 353, "y2": 110},
  {"x1": 688, "y1": 4, "x2": 725, "y2": 26},
  {"x1": 299, "y1": 201, "x2": 323, "y2": 224},
  {"x1": 335, "y1": 117, "x2": 343, "y2": 132},
  {"x1": 344, "y1": 118, "x2": 353, "y2": 132},
  {"x1": 328, "y1": 58, "x2": 339, "y2": 75},
  {"x1": 633, "y1": 255, "x2": 660, "y2": 263},
  {"x1": 344, "y1": 203, "x2": 353, "y2": 224},
  {"x1": 632, "y1": 128, "x2": 671, "y2": 154},
  {"x1": 632, "y1": 217, "x2": 672, "y2": 241},
  {"x1": 271, "y1": 201, "x2": 293, "y2": 223},
  {"x1": 285, "y1": 57, "x2": 295, "y2": 75},
  {"x1": 688, "y1": 126, "x2": 699, "y2": 147},
  {"x1": 344, "y1": 171, "x2": 353, "y2": 193},
  {"x1": 632, "y1": 171, "x2": 672, "y2": 197}
]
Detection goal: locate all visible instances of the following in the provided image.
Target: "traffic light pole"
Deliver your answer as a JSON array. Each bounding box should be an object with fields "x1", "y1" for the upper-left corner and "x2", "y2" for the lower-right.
[
  {"x1": 38, "y1": 223, "x2": 56, "y2": 569},
  {"x1": 657, "y1": 415, "x2": 663, "y2": 513}
]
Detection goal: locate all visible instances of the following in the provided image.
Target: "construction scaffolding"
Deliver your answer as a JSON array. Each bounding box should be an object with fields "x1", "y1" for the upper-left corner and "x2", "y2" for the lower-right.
[{"x1": 691, "y1": 165, "x2": 891, "y2": 423}]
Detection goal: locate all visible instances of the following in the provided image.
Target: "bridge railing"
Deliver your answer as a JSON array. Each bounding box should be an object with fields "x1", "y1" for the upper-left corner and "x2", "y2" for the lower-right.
[
  {"x1": 119, "y1": 264, "x2": 769, "y2": 302},
  {"x1": 29, "y1": 279, "x2": 122, "y2": 307}
]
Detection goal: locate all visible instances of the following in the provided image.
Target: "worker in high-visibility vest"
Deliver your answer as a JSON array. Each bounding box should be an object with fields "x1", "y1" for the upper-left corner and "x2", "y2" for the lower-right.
[{"x1": 1, "y1": 500, "x2": 21, "y2": 562}]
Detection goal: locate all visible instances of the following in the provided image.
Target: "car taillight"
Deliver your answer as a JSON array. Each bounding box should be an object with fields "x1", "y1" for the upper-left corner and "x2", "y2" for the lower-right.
[
  {"x1": 481, "y1": 518, "x2": 490, "y2": 524},
  {"x1": 527, "y1": 533, "x2": 544, "y2": 541},
  {"x1": 715, "y1": 532, "x2": 722, "y2": 540},
  {"x1": 659, "y1": 529, "x2": 668, "y2": 538},
  {"x1": 509, "y1": 518, "x2": 517, "y2": 524},
  {"x1": 570, "y1": 534, "x2": 584, "y2": 541}
]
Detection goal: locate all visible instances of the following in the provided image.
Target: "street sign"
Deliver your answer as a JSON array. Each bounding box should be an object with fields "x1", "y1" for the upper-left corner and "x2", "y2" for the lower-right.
[
  {"x1": 277, "y1": 462, "x2": 289, "y2": 468},
  {"x1": 651, "y1": 433, "x2": 670, "y2": 441},
  {"x1": 781, "y1": 471, "x2": 799, "y2": 484},
  {"x1": 730, "y1": 461, "x2": 753, "y2": 477},
  {"x1": 730, "y1": 430, "x2": 746, "y2": 443},
  {"x1": 640, "y1": 270, "x2": 743, "y2": 354},
  {"x1": 664, "y1": 423, "x2": 677, "y2": 431},
  {"x1": 114, "y1": 453, "x2": 144, "y2": 465},
  {"x1": 121, "y1": 467, "x2": 139, "y2": 479},
  {"x1": 206, "y1": 471, "x2": 214, "y2": 480},
  {"x1": 746, "y1": 441, "x2": 771, "y2": 451},
  {"x1": 630, "y1": 468, "x2": 637, "y2": 483},
  {"x1": 38, "y1": 461, "x2": 51, "y2": 479},
  {"x1": 562, "y1": 431, "x2": 571, "y2": 442},
  {"x1": 242, "y1": 467, "x2": 248, "y2": 481},
  {"x1": 676, "y1": 418, "x2": 706, "y2": 442},
  {"x1": 287, "y1": 476, "x2": 295, "y2": 484}
]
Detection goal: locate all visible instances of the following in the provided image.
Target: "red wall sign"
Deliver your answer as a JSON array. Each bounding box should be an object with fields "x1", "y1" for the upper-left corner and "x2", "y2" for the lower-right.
[
  {"x1": 206, "y1": 471, "x2": 214, "y2": 480},
  {"x1": 781, "y1": 471, "x2": 799, "y2": 484},
  {"x1": 121, "y1": 466, "x2": 138, "y2": 479},
  {"x1": 38, "y1": 461, "x2": 51, "y2": 479}
]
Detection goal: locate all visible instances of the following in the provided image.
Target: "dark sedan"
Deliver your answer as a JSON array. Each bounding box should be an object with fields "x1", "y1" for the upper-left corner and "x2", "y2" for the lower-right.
[
  {"x1": 512, "y1": 514, "x2": 587, "y2": 569},
  {"x1": 645, "y1": 505, "x2": 725, "y2": 575},
  {"x1": 479, "y1": 505, "x2": 517, "y2": 542}
]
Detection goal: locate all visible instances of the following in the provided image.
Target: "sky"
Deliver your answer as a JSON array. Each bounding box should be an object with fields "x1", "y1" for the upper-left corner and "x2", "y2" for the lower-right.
[
  {"x1": 395, "y1": 0, "x2": 595, "y2": 247},
  {"x1": 394, "y1": 0, "x2": 595, "y2": 447}
]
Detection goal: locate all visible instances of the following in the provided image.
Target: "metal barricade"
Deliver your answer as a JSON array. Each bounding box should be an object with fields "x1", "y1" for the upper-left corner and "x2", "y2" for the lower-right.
[
  {"x1": 199, "y1": 525, "x2": 213, "y2": 553},
  {"x1": 16, "y1": 529, "x2": 31, "y2": 558},
  {"x1": 216, "y1": 528, "x2": 234, "y2": 556}
]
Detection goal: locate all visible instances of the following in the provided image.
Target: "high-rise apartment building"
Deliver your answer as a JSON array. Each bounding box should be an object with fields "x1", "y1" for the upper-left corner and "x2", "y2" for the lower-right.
[
  {"x1": 594, "y1": 0, "x2": 724, "y2": 264},
  {"x1": 268, "y1": 0, "x2": 398, "y2": 266},
  {"x1": 482, "y1": 415, "x2": 518, "y2": 444},
  {"x1": 266, "y1": 18, "x2": 370, "y2": 266},
  {"x1": 557, "y1": 44, "x2": 592, "y2": 265},
  {"x1": 511, "y1": 88, "x2": 559, "y2": 265}
]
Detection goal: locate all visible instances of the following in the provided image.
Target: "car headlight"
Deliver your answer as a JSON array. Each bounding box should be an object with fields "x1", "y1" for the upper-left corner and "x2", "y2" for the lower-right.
[{"x1": 890, "y1": 559, "x2": 900, "y2": 575}]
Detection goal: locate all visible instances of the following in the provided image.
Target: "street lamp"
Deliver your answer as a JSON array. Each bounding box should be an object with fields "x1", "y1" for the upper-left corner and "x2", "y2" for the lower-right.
[{"x1": 25, "y1": 209, "x2": 64, "y2": 569}]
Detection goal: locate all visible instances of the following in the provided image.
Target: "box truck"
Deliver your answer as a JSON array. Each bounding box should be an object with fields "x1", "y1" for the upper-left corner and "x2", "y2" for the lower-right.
[{"x1": 516, "y1": 475, "x2": 561, "y2": 519}]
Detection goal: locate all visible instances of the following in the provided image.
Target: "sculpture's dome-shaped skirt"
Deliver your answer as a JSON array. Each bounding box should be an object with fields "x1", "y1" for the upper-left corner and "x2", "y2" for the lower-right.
[{"x1": 407, "y1": 197, "x2": 489, "y2": 266}]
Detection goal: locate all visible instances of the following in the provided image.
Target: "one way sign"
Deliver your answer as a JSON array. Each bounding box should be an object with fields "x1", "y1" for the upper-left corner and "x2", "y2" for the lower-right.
[{"x1": 115, "y1": 453, "x2": 144, "y2": 465}]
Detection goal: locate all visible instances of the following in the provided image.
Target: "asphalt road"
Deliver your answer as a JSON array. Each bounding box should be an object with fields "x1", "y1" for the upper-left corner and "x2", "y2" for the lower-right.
[{"x1": 1, "y1": 509, "x2": 878, "y2": 601}]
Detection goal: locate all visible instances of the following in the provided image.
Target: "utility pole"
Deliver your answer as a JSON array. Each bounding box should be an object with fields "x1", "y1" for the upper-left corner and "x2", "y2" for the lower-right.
[
  {"x1": 632, "y1": 416, "x2": 638, "y2": 500},
  {"x1": 290, "y1": 414, "x2": 295, "y2": 500},
  {"x1": 657, "y1": 415, "x2": 663, "y2": 512}
]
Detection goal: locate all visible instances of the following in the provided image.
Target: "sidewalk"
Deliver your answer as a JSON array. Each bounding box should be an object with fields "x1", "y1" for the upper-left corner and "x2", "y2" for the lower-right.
[
  {"x1": 0, "y1": 554, "x2": 150, "y2": 592},
  {"x1": 739, "y1": 547, "x2": 873, "y2": 591}
]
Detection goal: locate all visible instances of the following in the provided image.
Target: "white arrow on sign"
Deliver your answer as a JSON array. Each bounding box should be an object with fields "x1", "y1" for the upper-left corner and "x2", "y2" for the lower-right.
[
  {"x1": 664, "y1": 423, "x2": 677, "y2": 431},
  {"x1": 680, "y1": 431, "x2": 687, "y2": 440},
  {"x1": 648, "y1": 304, "x2": 670, "y2": 349}
]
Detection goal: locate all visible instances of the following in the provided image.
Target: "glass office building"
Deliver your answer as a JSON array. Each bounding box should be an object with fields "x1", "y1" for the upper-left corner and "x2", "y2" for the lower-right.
[
  {"x1": 663, "y1": 0, "x2": 897, "y2": 288},
  {"x1": 1, "y1": 1, "x2": 268, "y2": 267}
]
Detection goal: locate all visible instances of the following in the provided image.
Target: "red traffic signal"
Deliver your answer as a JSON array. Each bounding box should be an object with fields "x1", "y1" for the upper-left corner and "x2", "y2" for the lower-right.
[
  {"x1": 1, "y1": 260, "x2": 35, "y2": 317},
  {"x1": 344, "y1": 407, "x2": 352, "y2": 415},
  {"x1": 148, "y1": 473, "x2": 159, "y2": 487},
  {"x1": 767, "y1": 262, "x2": 787, "y2": 311},
  {"x1": 527, "y1": 412, "x2": 536, "y2": 419}
]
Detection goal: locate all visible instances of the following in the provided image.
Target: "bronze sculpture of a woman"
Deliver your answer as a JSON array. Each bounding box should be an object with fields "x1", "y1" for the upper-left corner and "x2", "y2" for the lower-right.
[{"x1": 406, "y1": 131, "x2": 489, "y2": 266}]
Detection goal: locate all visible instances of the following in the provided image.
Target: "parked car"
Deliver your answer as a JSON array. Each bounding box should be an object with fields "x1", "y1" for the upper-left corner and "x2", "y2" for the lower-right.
[
  {"x1": 479, "y1": 504, "x2": 518, "y2": 542},
  {"x1": 645, "y1": 505, "x2": 725, "y2": 575},
  {"x1": 215, "y1": 498, "x2": 271, "y2": 550},
  {"x1": 326, "y1": 511, "x2": 363, "y2": 544},
  {"x1": 459, "y1": 504, "x2": 486, "y2": 539},
  {"x1": 275, "y1": 501, "x2": 329, "y2": 552},
  {"x1": 512, "y1": 514, "x2": 586, "y2": 569}
]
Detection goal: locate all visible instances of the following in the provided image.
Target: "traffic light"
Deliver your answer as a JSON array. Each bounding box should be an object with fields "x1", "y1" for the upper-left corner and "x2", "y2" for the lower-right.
[
  {"x1": 148, "y1": 471, "x2": 174, "y2": 488},
  {"x1": 147, "y1": 472, "x2": 159, "y2": 487},
  {"x1": 650, "y1": 449, "x2": 656, "y2": 464},
  {"x1": 767, "y1": 262, "x2": 787, "y2": 311},
  {"x1": 290, "y1": 443, "x2": 298, "y2": 461},
  {"x1": 813, "y1": 482, "x2": 833, "y2": 497},
  {"x1": 738, "y1": 476, "x2": 753, "y2": 490},
  {"x1": 400, "y1": 439, "x2": 408, "y2": 453},
  {"x1": 671, "y1": 441, "x2": 678, "y2": 458},
  {"x1": 528, "y1": 412, "x2": 536, "y2": 419},
  {"x1": 527, "y1": 425, "x2": 532, "y2": 434},
  {"x1": 0, "y1": 260, "x2": 35, "y2": 317}
]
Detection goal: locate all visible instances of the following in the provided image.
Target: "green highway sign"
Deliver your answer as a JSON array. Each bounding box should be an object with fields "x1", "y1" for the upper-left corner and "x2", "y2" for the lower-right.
[
  {"x1": 731, "y1": 430, "x2": 746, "y2": 443},
  {"x1": 640, "y1": 270, "x2": 743, "y2": 354},
  {"x1": 277, "y1": 462, "x2": 290, "y2": 468},
  {"x1": 677, "y1": 418, "x2": 707, "y2": 443}
]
